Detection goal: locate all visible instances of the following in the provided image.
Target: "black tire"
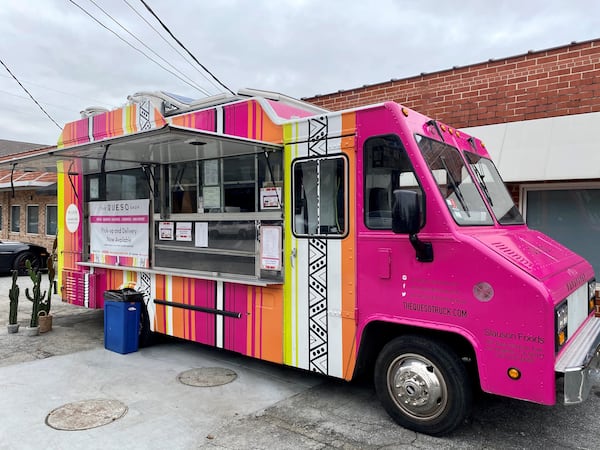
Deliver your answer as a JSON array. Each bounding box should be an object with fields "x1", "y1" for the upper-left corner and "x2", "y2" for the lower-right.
[
  {"x1": 13, "y1": 252, "x2": 38, "y2": 275},
  {"x1": 138, "y1": 299, "x2": 154, "y2": 348},
  {"x1": 374, "y1": 335, "x2": 472, "y2": 436}
]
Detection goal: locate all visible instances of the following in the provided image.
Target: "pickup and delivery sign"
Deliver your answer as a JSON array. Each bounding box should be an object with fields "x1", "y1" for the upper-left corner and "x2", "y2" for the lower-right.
[{"x1": 89, "y1": 199, "x2": 150, "y2": 268}]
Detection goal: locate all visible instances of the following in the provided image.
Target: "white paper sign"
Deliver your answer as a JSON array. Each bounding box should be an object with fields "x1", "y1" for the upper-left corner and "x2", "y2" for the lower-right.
[
  {"x1": 260, "y1": 187, "x2": 282, "y2": 210},
  {"x1": 176, "y1": 222, "x2": 192, "y2": 241},
  {"x1": 195, "y1": 222, "x2": 208, "y2": 247},
  {"x1": 159, "y1": 221, "x2": 174, "y2": 240},
  {"x1": 260, "y1": 226, "x2": 282, "y2": 270}
]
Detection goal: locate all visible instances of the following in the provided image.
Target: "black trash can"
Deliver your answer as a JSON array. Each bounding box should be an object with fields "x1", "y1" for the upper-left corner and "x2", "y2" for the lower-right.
[{"x1": 104, "y1": 288, "x2": 143, "y2": 354}]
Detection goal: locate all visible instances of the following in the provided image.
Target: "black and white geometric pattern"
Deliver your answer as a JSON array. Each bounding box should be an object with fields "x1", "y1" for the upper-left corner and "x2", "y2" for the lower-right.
[
  {"x1": 307, "y1": 116, "x2": 329, "y2": 374},
  {"x1": 140, "y1": 100, "x2": 152, "y2": 131},
  {"x1": 138, "y1": 271, "x2": 151, "y2": 304}
]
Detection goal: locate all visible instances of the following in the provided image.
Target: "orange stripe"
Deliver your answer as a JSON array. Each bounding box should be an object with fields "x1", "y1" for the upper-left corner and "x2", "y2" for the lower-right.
[
  {"x1": 171, "y1": 277, "x2": 185, "y2": 338},
  {"x1": 155, "y1": 275, "x2": 166, "y2": 333},
  {"x1": 341, "y1": 111, "x2": 357, "y2": 379},
  {"x1": 257, "y1": 286, "x2": 284, "y2": 364}
]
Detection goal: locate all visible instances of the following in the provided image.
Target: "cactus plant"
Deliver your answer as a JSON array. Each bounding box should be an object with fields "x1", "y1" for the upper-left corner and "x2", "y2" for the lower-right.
[
  {"x1": 44, "y1": 236, "x2": 57, "y2": 315},
  {"x1": 8, "y1": 270, "x2": 19, "y2": 325},
  {"x1": 25, "y1": 259, "x2": 47, "y2": 328}
]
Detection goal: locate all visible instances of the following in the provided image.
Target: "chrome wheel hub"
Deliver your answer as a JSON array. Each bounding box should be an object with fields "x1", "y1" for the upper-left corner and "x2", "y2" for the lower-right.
[{"x1": 388, "y1": 354, "x2": 447, "y2": 420}]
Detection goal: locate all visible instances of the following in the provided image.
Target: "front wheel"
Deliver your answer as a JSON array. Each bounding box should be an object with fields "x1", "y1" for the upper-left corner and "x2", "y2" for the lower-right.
[{"x1": 374, "y1": 335, "x2": 472, "y2": 436}]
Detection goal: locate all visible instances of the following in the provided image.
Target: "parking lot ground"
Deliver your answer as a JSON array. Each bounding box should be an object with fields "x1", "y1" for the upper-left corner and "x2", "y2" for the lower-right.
[{"x1": 2, "y1": 274, "x2": 600, "y2": 449}]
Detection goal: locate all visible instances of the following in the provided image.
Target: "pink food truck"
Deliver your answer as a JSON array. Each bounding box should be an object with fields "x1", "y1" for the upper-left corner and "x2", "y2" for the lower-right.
[{"x1": 8, "y1": 88, "x2": 599, "y2": 435}]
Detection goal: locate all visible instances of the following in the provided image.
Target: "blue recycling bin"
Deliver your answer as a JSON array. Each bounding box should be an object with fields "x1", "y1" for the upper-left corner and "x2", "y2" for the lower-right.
[{"x1": 104, "y1": 289, "x2": 142, "y2": 354}]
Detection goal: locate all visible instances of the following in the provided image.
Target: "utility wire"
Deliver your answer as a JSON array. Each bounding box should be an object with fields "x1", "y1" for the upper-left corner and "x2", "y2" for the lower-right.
[
  {"x1": 68, "y1": 0, "x2": 208, "y2": 95},
  {"x1": 122, "y1": 0, "x2": 222, "y2": 94},
  {"x1": 138, "y1": 0, "x2": 235, "y2": 96},
  {"x1": 0, "y1": 58, "x2": 63, "y2": 130},
  {"x1": 87, "y1": 0, "x2": 211, "y2": 96},
  {"x1": 0, "y1": 88, "x2": 79, "y2": 112},
  {"x1": 0, "y1": 73, "x2": 113, "y2": 107}
]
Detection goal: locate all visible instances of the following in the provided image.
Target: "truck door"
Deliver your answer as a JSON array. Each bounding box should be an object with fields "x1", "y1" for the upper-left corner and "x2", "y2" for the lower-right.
[{"x1": 357, "y1": 134, "x2": 425, "y2": 322}]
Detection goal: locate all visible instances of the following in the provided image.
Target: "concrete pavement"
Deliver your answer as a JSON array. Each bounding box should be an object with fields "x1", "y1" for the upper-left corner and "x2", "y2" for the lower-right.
[
  {"x1": 0, "y1": 274, "x2": 320, "y2": 449},
  {"x1": 3, "y1": 274, "x2": 600, "y2": 449},
  {"x1": 0, "y1": 342, "x2": 319, "y2": 450}
]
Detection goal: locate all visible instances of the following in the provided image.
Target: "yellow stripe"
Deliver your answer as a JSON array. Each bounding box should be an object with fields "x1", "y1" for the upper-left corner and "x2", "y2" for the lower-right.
[{"x1": 283, "y1": 123, "x2": 296, "y2": 365}]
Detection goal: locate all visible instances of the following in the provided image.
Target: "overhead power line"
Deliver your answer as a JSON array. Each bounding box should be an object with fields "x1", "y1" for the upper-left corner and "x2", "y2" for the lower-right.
[
  {"x1": 87, "y1": 0, "x2": 211, "y2": 96},
  {"x1": 0, "y1": 73, "x2": 113, "y2": 107},
  {"x1": 68, "y1": 0, "x2": 209, "y2": 95},
  {"x1": 138, "y1": 0, "x2": 235, "y2": 96},
  {"x1": 122, "y1": 0, "x2": 223, "y2": 94},
  {"x1": 0, "y1": 58, "x2": 63, "y2": 130}
]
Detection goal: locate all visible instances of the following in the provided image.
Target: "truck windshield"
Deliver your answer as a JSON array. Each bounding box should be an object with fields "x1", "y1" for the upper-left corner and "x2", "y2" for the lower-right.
[
  {"x1": 464, "y1": 151, "x2": 524, "y2": 225},
  {"x1": 416, "y1": 135, "x2": 493, "y2": 226}
]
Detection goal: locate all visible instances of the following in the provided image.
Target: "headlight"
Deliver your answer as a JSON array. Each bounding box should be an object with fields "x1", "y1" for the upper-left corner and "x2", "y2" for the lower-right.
[{"x1": 555, "y1": 301, "x2": 568, "y2": 352}]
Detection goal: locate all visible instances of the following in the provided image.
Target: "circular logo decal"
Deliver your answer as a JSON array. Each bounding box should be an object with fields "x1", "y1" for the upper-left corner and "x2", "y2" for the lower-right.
[
  {"x1": 473, "y1": 282, "x2": 494, "y2": 302},
  {"x1": 65, "y1": 204, "x2": 80, "y2": 233}
]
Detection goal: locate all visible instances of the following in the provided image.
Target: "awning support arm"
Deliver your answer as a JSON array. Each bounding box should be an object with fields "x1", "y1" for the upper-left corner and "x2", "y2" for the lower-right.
[
  {"x1": 67, "y1": 160, "x2": 80, "y2": 202},
  {"x1": 141, "y1": 163, "x2": 157, "y2": 196}
]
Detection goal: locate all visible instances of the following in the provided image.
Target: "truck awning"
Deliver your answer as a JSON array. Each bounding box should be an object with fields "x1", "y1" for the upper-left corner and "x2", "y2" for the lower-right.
[{"x1": 0, "y1": 125, "x2": 282, "y2": 174}]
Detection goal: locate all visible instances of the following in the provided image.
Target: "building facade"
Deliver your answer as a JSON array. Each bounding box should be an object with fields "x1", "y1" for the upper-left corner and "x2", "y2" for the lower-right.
[
  {"x1": 304, "y1": 39, "x2": 600, "y2": 275},
  {"x1": 0, "y1": 141, "x2": 56, "y2": 251}
]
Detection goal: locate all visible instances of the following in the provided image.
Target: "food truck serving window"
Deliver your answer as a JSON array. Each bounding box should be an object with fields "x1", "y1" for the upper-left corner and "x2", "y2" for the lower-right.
[
  {"x1": 154, "y1": 150, "x2": 284, "y2": 280},
  {"x1": 82, "y1": 148, "x2": 284, "y2": 281}
]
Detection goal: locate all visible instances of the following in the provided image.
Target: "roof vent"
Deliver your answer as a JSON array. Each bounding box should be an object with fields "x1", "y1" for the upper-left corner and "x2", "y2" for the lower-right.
[{"x1": 80, "y1": 107, "x2": 110, "y2": 118}]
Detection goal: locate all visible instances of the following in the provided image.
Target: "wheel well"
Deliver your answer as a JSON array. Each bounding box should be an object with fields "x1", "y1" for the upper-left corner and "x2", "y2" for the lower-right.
[{"x1": 354, "y1": 321, "x2": 479, "y2": 384}]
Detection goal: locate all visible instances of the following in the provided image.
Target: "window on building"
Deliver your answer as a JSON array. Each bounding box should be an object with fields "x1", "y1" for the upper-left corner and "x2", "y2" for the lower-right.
[
  {"x1": 27, "y1": 205, "x2": 39, "y2": 234},
  {"x1": 525, "y1": 186, "x2": 600, "y2": 276},
  {"x1": 292, "y1": 155, "x2": 347, "y2": 237},
  {"x1": 11, "y1": 205, "x2": 20, "y2": 233},
  {"x1": 0, "y1": 205, "x2": 3, "y2": 230},
  {"x1": 46, "y1": 205, "x2": 58, "y2": 235}
]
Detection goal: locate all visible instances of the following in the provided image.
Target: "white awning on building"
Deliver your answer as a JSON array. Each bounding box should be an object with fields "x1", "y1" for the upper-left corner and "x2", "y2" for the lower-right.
[{"x1": 463, "y1": 111, "x2": 600, "y2": 182}]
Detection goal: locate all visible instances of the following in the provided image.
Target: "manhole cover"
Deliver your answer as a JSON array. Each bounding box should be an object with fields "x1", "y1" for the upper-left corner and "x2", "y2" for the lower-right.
[
  {"x1": 177, "y1": 367, "x2": 238, "y2": 387},
  {"x1": 46, "y1": 399, "x2": 128, "y2": 431}
]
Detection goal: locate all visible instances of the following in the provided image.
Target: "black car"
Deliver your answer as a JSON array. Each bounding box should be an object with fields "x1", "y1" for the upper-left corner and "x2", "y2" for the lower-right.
[{"x1": 0, "y1": 241, "x2": 49, "y2": 275}]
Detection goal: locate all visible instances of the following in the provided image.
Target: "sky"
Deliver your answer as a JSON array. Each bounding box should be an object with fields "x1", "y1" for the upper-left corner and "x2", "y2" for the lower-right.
[{"x1": 1, "y1": 0, "x2": 599, "y2": 146}]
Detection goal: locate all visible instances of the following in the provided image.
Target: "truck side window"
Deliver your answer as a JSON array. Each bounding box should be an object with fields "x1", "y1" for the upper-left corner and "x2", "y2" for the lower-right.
[
  {"x1": 292, "y1": 156, "x2": 347, "y2": 237},
  {"x1": 364, "y1": 135, "x2": 421, "y2": 230}
]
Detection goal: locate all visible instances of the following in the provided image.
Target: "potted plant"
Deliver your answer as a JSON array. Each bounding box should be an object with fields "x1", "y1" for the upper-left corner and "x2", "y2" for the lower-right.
[
  {"x1": 7, "y1": 270, "x2": 20, "y2": 333},
  {"x1": 25, "y1": 259, "x2": 47, "y2": 336},
  {"x1": 38, "y1": 238, "x2": 57, "y2": 333}
]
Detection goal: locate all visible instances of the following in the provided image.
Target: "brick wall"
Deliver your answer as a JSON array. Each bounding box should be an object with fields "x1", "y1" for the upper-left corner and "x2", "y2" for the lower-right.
[
  {"x1": 305, "y1": 39, "x2": 600, "y2": 129},
  {"x1": 0, "y1": 189, "x2": 56, "y2": 251}
]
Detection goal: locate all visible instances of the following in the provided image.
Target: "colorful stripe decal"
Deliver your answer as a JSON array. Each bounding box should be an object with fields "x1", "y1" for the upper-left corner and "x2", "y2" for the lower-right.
[{"x1": 56, "y1": 102, "x2": 166, "y2": 149}]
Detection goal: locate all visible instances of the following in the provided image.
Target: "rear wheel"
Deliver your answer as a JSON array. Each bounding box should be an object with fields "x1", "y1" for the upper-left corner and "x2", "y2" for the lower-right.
[
  {"x1": 374, "y1": 335, "x2": 472, "y2": 436},
  {"x1": 13, "y1": 252, "x2": 38, "y2": 275}
]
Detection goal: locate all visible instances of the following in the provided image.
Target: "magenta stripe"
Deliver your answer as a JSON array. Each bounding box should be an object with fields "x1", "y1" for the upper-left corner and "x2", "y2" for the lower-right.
[{"x1": 90, "y1": 215, "x2": 148, "y2": 223}]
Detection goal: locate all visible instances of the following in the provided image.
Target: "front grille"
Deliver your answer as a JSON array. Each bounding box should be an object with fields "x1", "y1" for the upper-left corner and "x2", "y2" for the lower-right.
[{"x1": 567, "y1": 283, "x2": 589, "y2": 340}]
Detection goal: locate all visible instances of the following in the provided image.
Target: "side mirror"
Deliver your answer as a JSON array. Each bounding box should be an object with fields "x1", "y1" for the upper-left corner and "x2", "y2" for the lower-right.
[
  {"x1": 392, "y1": 190, "x2": 421, "y2": 234},
  {"x1": 392, "y1": 189, "x2": 433, "y2": 262}
]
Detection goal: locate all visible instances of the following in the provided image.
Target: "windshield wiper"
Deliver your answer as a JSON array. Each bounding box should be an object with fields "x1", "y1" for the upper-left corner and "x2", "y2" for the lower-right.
[
  {"x1": 470, "y1": 163, "x2": 493, "y2": 206},
  {"x1": 440, "y1": 156, "x2": 470, "y2": 217}
]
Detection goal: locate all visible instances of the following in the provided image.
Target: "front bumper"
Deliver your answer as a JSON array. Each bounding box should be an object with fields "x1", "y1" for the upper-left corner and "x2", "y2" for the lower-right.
[{"x1": 555, "y1": 316, "x2": 600, "y2": 404}]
